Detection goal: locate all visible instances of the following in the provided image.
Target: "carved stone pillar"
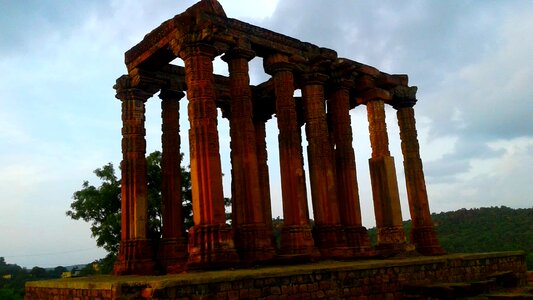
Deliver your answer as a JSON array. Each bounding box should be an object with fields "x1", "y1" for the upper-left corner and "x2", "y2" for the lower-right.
[
  {"x1": 158, "y1": 89, "x2": 188, "y2": 272},
  {"x1": 264, "y1": 53, "x2": 316, "y2": 257},
  {"x1": 328, "y1": 79, "x2": 373, "y2": 256},
  {"x1": 301, "y1": 73, "x2": 348, "y2": 258},
  {"x1": 394, "y1": 90, "x2": 445, "y2": 256},
  {"x1": 113, "y1": 75, "x2": 155, "y2": 275},
  {"x1": 363, "y1": 88, "x2": 408, "y2": 255},
  {"x1": 254, "y1": 118, "x2": 274, "y2": 239},
  {"x1": 177, "y1": 43, "x2": 238, "y2": 268},
  {"x1": 222, "y1": 46, "x2": 275, "y2": 262}
]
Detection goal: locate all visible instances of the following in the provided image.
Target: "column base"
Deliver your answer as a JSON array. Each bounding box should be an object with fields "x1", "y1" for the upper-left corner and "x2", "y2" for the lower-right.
[
  {"x1": 279, "y1": 224, "x2": 319, "y2": 258},
  {"x1": 157, "y1": 237, "x2": 188, "y2": 273},
  {"x1": 187, "y1": 224, "x2": 239, "y2": 269},
  {"x1": 234, "y1": 223, "x2": 276, "y2": 263},
  {"x1": 113, "y1": 239, "x2": 155, "y2": 275},
  {"x1": 376, "y1": 226, "x2": 413, "y2": 257},
  {"x1": 313, "y1": 224, "x2": 351, "y2": 259},
  {"x1": 411, "y1": 226, "x2": 446, "y2": 256},
  {"x1": 344, "y1": 226, "x2": 376, "y2": 257}
]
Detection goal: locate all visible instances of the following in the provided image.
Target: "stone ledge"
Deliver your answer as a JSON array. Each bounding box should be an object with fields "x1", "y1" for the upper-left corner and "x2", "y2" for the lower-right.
[{"x1": 25, "y1": 251, "x2": 528, "y2": 299}]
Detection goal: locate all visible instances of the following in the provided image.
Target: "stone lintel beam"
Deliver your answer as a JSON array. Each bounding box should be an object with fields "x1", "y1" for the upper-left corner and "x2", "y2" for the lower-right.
[
  {"x1": 353, "y1": 75, "x2": 376, "y2": 93},
  {"x1": 126, "y1": 0, "x2": 342, "y2": 73},
  {"x1": 121, "y1": 63, "x2": 277, "y2": 123},
  {"x1": 360, "y1": 88, "x2": 392, "y2": 105},
  {"x1": 125, "y1": 0, "x2": 228, "y2": 71},
  {"x1": 330, "y1": 77, "x2": 355, "y2": 90},
  {"x1": 123, "y1": 65, "x2": 280, "y2": 124},
  {"x1": 301, "y1": 72, "x2": 329, "y2": 85},
  {"x1": 121, "y1": 64, "x2": 238, "y2": 115},
  {"x1": 376, "y1": 73, "x2": 409, "y2": 89},
  {"x1": 392, "y1": 74, "x2": 409, "y2": 86},
  {"x1": 296, "y1": 48, "x2": 337, "y2": 69},
  {"x1": 335, "y1": 58, "x2": 380, "y2": 78},
  {"x1": 127, "y1": 68, "x2": 167, "y2": 95},
  {"x1": 224, "y1": 18, "x2": 336, "y2": 61}
]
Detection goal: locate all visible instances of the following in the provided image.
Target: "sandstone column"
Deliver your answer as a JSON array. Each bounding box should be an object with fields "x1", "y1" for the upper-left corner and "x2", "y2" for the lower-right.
[
  {"x1": 222, "y1": 46, "x2": 275, "y2": 262},
  {"x1": 301, "y1": 73, "x2": 348, "y2": 258},
  {"x1": 363, "y1": 88, "x2": 408, "y2": 255},
  {"x1": 264, "y1": 53, "x2": 316, "y2": 257},
  {"x1": 177, "y1": 43, "x2": 238, "y2": 268},
  {"x1": 329, "y1": 79, "x2": 373, "y2": 256},
  {"x1": 158, "y1": 89, "x2": 188, "y2": 272},
  {"x1": 254, "y1": 118, "x2": 274, "y2": 239},
  {"x1": 113, "y1": 75, "x2": 155, "y2": 275},
  {"x1": 394, "y1": 89, "x2": 445, "y2": 256}
]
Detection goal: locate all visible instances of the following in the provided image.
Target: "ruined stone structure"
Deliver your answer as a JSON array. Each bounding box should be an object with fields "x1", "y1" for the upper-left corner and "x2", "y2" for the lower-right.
[
  {"x1": 113, "y1": 0, "x2": 444, "y2": 275},
  {"x1": 26, "y1": 252, "x2": 528, "y2": 299}
]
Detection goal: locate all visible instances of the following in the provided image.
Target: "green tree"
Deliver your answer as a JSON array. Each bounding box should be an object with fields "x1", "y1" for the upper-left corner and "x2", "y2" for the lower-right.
[
  {"x1": 66, "y1": 151, "x2": 193, "y2": 270},
  {"x1": 367, "y1": 206, "x2": 533, "y2": 270},
  {"x1": 50, "y1": 266, "x2": 67, "y2": 278},
  {"x1": 66, "y1": 162, "x2": 121, "y2": 254},
  {"x1": 0, "y1": 288, "x2": 21, "y2": 300},
  {"x1": 29, "y1": 267, "x2": 46, "y2": 279}
]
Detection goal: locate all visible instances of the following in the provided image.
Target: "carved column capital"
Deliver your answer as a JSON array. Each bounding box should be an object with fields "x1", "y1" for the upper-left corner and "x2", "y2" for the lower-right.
[
  {"x1": 392, "y1": 86, "x2": 418, "y2": 109},
  {"x1": 330, "y1": 77, "x2": 354, "y2": 90},
  {"x1": 263, "y1": 53, "x2": 294, "y2": 75},
  {"x1": 115, "y1": 88, "x2": 152, "y2": 103},
  {"x1": 221, "y1": 46, "x2": 255, "y2": 62},
  {"x1": 114, "y1": 75, "x2": 152, "y2": 102},
  {"x1": 360, "y1": 88, "x2": 392, "y2": 104},
  {"x1": 159, "y1": 89, "x2": 185, "y2": 101},
  {"x1": 253, "y1": 100, "x2": 274, "y2": 123},
  {"x1": 301, "y1": 72, "x2": 329, "y2": 86},
  {"x1": 173, "y1": 41, "x2": 220, "y2": 61}
]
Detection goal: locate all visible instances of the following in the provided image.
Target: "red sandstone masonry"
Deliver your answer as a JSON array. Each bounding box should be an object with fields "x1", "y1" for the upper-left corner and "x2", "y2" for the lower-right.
[
  {"x1": 25, "y1": 252, "x2": 527, "y2": 300},
  {"x1": 112, "y1": 0, "x2": 447, "y2": 273}
]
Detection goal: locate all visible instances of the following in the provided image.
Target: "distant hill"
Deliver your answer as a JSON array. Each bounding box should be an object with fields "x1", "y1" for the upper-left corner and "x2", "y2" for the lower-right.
[
  {"x1": 44, "y1": 264, "x2": 86, "y2": 272},
  {"x1": 368, "y1": 206, "x2": 533, "y2": 269}
]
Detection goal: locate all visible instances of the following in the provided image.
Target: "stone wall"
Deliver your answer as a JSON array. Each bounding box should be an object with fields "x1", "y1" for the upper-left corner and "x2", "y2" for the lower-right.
[{"x1": 25, "y1": 252, "x2": 527, "y2": 300}]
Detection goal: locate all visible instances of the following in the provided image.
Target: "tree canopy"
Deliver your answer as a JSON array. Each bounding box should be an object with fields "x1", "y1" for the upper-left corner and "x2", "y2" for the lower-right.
[
  {"x1": 368, "y1": 206, "x2": 533, "y2": 269},
  {"x1": 0, "y1": 257, "x2": 70, "y2": 300},
  {"x1": 66, "y1": 151, "x2": 193, "y2": 261}
]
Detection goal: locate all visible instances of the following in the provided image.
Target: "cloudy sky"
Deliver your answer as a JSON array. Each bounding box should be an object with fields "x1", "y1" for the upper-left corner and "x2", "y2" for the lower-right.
[{"x1": 1, "y1": 0, "x2": 531, "y2": 268}]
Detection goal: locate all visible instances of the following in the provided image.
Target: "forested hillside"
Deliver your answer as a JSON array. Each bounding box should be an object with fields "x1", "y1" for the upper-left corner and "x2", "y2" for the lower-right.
[{"x1": 369, "y1": 206, "x2": 533, "y2": 268}]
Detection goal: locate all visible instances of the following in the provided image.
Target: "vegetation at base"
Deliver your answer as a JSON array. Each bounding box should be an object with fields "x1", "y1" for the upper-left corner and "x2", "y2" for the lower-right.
[
  {"x1": 368, "y1": 206, "x2": 533, "y2": 269},
  {"x1": 65, "y1": 151, "x2": 194, "y2": 274},
  {"x1": 0, "y1": 257, "x2": 69, "y2": 300},
  {"x1": 4, "y1": 202, "x2": 532, "y2": 298},
  {"x1": 65, "y1": 150, "x2": 230, "y2": 276},
  {"x1": 66, "y1": 151, "x2": 194, "y2": 256}
]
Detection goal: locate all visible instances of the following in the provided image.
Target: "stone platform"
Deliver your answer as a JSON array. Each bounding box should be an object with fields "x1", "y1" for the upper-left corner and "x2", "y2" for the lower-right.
[{"x1": 25, "y1": 251, "x2": 527, "y2": 299}]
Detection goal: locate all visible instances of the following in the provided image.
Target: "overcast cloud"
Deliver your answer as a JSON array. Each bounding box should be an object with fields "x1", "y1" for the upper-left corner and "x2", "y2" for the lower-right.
[{"x1": 0, "y1": 0, "x2": 531, "y2": 268}]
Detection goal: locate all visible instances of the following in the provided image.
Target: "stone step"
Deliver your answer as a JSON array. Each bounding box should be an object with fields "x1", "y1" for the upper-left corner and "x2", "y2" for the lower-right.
[
  {"x1": 402, "y1": 271, "x2": 523, "y2": 299},
  {"x1": 485, "y1": 295, "x2": 533, "y2": 299},
  {"x1": 403, "y1": 280, "x2": 496, "y2": 299}
]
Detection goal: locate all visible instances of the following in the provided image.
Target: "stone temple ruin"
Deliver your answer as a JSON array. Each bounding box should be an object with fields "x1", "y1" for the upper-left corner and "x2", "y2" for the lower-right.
[
  {"x1": 112, "y1": 0, "x2": 445, "y2": 275},
  {"x1": 24, "y1": 1, "x2": 529, "y2": 299}
]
